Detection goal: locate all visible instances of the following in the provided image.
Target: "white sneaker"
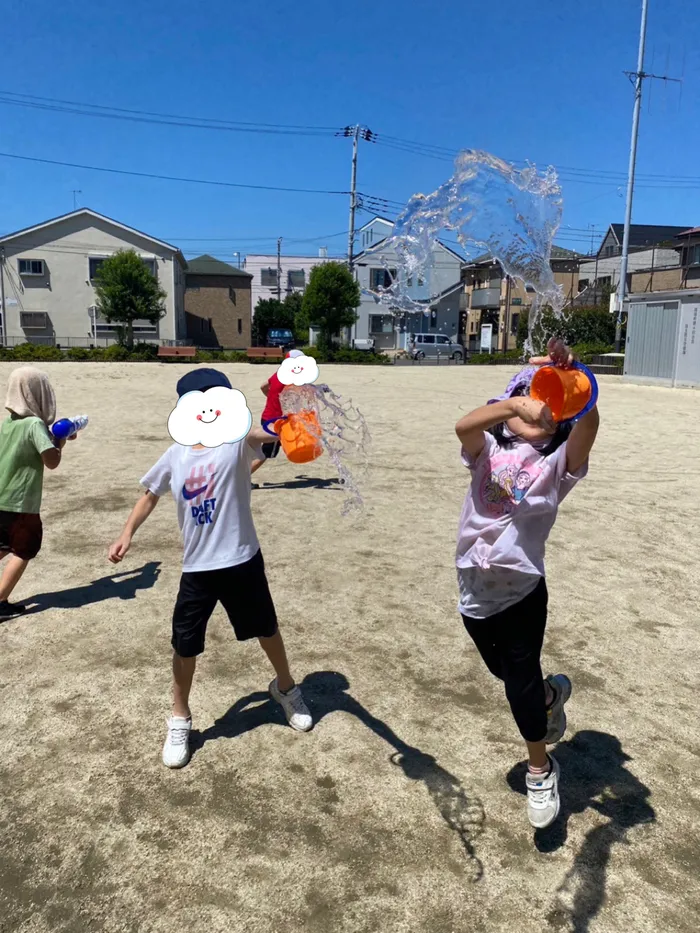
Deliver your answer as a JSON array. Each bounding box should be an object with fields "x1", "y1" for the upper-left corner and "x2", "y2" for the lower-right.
[
  {"x1": 162, "y1": 715, "x2": 192, "y2": 768},
  {"x1": 526, "y1": 756, "x2": 561, "y2": 829},
  {"x1": 269, "y1": 679, "x2": 313, "y2": 732}
]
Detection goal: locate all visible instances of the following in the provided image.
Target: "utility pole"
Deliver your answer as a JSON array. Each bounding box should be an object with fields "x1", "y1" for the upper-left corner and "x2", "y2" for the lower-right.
[
  {"x1": 276, "y1": 237, "x2": 282, "y2": 302},
  {"x1": 339, "y1": 125, "x2": 375, "y2": 270},
  {"x1": 0, "y1": 249, "x2": 6, "y2": 348},
  {"x1": 615, "y1": 0, "x2": 681, "y2": 351}
]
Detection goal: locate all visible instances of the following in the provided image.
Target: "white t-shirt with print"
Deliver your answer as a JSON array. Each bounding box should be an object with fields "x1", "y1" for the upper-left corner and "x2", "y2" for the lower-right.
[
  {"x1": 456, "y1": 433, "x2": 587, "y2": 618},
  {"x1": 141, "y1": 440, "x2": 263, "y2": 573}
]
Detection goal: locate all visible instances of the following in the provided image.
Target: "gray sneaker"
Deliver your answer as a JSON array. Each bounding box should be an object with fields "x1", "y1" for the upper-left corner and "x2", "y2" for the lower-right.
[
  {"x1": 545, "y1": 674, "x2": 572, "y2": 744},
  {"x1": 526, "y1": 755, "x2": 561, "y2": 829}
]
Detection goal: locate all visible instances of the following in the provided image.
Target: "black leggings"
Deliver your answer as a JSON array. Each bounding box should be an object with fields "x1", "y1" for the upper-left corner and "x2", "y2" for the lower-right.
[{"x1": 461, "y1": 577, "x2": 548, "y2": 743}]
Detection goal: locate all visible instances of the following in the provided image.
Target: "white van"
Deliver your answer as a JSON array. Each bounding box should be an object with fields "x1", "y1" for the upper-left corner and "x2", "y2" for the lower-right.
[{"x1": 409, "y1": 333, "x2": 464, "y2": 361}]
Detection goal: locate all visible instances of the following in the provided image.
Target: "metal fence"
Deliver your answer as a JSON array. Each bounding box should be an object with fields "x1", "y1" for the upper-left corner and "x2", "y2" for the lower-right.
[{"x1": 0, "y1": 335, "x2": 194, "y2": 349}]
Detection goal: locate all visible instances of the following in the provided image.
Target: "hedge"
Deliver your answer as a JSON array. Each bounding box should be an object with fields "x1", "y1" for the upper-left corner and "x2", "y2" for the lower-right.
[{"x1": 0, "y1": 343, "x2": 390, "y2": 365}]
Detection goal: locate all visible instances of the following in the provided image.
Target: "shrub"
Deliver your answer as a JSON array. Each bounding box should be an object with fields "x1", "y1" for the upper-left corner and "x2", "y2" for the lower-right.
[
  {"x1": 10, "y1": 343, "x2": 64, "y2": 362},
  {"x1": 102, "y1": 344, "x2": 130, "y2": 362},
  {"x1": 223, "y1": 351, "x2": 248, "y2": 363},
  {"x1": 66, "y1": 347, "x2": 91, "y2": 361},
  {"x1": 331, "y1": 349, "x2": 391, "y2": 365},
  {"x1": 128, "y1": 342, "x2": 159, "y2": 361},
  {"x1": 468, "y1": 349, "x2": 523, "y2": 365},
  {"x1": 572, "y1": 342, "x2": 615, "y2": 364}
]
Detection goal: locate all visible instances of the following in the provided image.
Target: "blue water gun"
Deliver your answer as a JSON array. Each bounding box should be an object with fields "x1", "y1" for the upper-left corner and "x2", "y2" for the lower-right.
[{"x1": 51, "y1": 414, "x2": 89, "y2": 440}]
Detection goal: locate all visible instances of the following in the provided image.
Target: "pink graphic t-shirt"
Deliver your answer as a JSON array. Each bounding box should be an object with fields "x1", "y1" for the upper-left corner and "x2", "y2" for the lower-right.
[{"x1": 456, "y1": 432, "x2": 587, "y2": 618}]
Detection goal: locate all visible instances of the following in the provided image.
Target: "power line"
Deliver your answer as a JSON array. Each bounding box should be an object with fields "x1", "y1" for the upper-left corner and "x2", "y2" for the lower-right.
[
  {"x1": 0, "y1": 151, "x2": 349, "y2": 196},
  {"x1": 0, "y1": 91, "x2": 341, "y2": 137}
]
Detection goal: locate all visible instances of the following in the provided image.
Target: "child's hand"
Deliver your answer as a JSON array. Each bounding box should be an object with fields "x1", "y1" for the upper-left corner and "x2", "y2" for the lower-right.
[
  {"x1": 529, "y1": 337, "x2": 573, "y2": 368},
  {"x1": 108, "y1": 534, "x2": 132, "y2": 564},
  {"x1": 511, "y1": 397, "x2": 555, "y2": 431}
]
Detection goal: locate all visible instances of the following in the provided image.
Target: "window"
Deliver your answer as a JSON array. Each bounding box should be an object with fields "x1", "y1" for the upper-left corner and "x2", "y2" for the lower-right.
[
  {"x1": 261, "y1": 268, "x2": 278, "y2": 287},
  {"x1": 369, "y1": 315, "x2": 394, "y2": 334},
  {"x1": 20, "y1": 311, "x2": 47, "y2": 329},
  {"x1": 436, "y1": 335, "x2": 450, "y2": 344},
  {"x1": 229, "y1": 286, "x2": 237, "y2": 304},
  {"x1": 89, "y1": 257, "x2": 156, "y2": 280},
  {"x1": 604, "y1": 245, "x2": 616, "y2": 257},
  {"x1": 430, "y1": 309, "x2": 437, "y2": 329},
  {"x1": 237, "y1": 318, "x2": 242, "y2": 335},
  {"x1": 578, "y1": 279, "x2": 589, "y2": 291},
  {"x1": 199, "y1": 318, "x2": 213, "y2": 334},
  {"x1": 686, "y1": 244, "x2": 700, "y2": 266},
  {"x1": 370, "y1": 268, "x2": 396, "y2": 290},
  {"x1": 526, "y1": 285, "x2": 536, "y2": 293},
  {"x1": 417, "y1": 276, "x2": 425, "y2": 286},
  {"x1": 421, "y1": 335, "x2": 435, "y2": 344},
  {"x1": 407, "y1": 276, "x2": 413, "y2": 286},
  {"x1": 18, "y1": 259, "x2": 44, "y2": 276},
  {"x1": 288, "y1": 270, "x2": 305, "y2": 289},
  {"x1": 510, "y1": 313, "x2": 520, "y2": 336}
]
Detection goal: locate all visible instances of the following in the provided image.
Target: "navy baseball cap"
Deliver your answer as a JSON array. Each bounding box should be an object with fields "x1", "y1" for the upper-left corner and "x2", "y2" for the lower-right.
[{"x1": 176, "y1": 368, "x2": 232, "y2": 397}]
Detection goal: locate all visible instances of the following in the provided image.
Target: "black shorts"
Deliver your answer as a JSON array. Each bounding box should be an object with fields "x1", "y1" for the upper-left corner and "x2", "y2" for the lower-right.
[
  {"x1": 172, "y1": 549, "x2": 278, "y2": 657},
  {"x1": 0, "y1": 511, "x2": 43, "y2": 560},
  {"x1": 262, "y1": 440, "x2": 281, "y2": 460}
]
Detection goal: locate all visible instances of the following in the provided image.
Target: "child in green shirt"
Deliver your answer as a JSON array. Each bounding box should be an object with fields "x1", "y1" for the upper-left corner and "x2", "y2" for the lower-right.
[{"x1": 0, "y1": 366, "x2": 74, "y2": 619}]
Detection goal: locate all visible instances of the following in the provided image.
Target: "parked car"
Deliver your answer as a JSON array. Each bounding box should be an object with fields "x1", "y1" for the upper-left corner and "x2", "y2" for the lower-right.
[
  {"x1": 409, "y1": 333, "x2": 464, "y2": 361},
  {"x1": 266, "y1": 328, "x2": 295, "y2": 349},
  {"x1": 352, "y1": 338, "x2": 375, "y2": 351}
]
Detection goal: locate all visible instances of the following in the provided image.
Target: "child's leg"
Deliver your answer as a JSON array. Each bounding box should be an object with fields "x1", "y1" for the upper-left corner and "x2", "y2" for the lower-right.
[
  {"x1": 0, "y1": 555, "x2": 29, "y2": 601},
  {"x1": 258, "y1": 630, "x2": 294, "y2": 692},
  {"x1": 172, "y1": 653, "x2": 197, "y2": 718},
  {"x1": 494, "y1": 580, "x2": 550, "y2": 764},
  {"x1": 461, "y1": 615, "x2": 504, "y2": 680}
]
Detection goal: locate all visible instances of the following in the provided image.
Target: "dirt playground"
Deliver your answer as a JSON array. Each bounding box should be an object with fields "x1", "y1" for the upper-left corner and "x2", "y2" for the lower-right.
[{"x1": 0, "y1": 361, "x2": 698, "y2": 933}]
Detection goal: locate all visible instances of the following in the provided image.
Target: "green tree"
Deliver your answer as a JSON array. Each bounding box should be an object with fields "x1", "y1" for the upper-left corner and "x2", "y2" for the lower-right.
[
  {"x1": 302, "y1": 261, "x2": 360, "y2": 353},
  {"x1": 251, "y1": 298, "x2": 296, "y2": 345},
  {"x1": 93, "y1": 250, "x2": 166, "y2": 349}
]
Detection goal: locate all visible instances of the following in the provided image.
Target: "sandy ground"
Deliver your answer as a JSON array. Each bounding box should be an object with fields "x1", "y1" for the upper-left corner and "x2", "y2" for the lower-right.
[{"x1": 0, "y1": 361, "x2": 699, "y2": 933}]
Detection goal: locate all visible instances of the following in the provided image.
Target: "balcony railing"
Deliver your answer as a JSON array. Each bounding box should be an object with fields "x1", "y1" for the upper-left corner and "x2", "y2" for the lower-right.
[{"x1": 470, "y1": 287, "x2": 502, "y2": 309}]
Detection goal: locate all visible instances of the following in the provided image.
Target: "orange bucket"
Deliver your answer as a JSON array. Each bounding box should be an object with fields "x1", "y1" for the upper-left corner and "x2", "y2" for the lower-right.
[
  {"x1": 273, "y1": 412, "x2": 323, "y2": 464},
  {"x1": 530, "y1": 364, "x2": 593, "y2": 422}
]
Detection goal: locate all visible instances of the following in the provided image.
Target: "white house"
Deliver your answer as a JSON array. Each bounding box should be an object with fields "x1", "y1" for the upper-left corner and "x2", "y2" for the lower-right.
[
  {"x1": 0, "y1": 209, "x2": 187, "y2": 347},
  {"x1": 244, "y1": 249, "x2": 331, "y2": 315},
  {"x1": 352, "y1": 216, "x2": 465, "y2": 350}
]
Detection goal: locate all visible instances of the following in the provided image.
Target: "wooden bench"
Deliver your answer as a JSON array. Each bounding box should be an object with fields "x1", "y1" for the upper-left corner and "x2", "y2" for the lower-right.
[
  {"x1": 157, "y1": 346, "x2": 196, "y2": 359},
  {"x1": 246, "y1": 347, "x2": 284, "y2": 361}
]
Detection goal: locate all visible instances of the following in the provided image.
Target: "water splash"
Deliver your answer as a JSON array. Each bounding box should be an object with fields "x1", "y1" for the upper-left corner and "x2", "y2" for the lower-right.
[
  {"x1": 280, "y1": 384, "x2": 370, "y2": 515},
  {"x1": 367, "y1": 149, "x2": 564, "y2": 355}
]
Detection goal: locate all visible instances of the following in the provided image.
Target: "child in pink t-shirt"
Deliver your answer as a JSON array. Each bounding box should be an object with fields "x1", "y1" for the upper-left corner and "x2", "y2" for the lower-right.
[{"x1": 455, "y1": 339, "x2": 599, "y2": 830}]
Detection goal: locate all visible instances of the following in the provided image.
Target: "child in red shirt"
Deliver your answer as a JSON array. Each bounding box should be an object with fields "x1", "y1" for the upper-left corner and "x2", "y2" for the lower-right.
[{"x1": 251, "y1": 350, "x2": 304, "y2": 476}]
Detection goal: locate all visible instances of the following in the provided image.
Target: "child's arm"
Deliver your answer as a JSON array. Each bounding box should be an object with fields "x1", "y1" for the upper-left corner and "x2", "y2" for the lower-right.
[
  {"x1": 41, "y1": 436, "x2": 66, "y2": 470},
  {"x1": 247, "y1": 425, "x2": 276, "y2": 447},
  {"x1": 260, "y1": 380, "x2": 270, "y2": 397},
  {"x1": 455, "y1": 398, "x2": 554, "y2": 459},
  {"x1": 108, "y1": 491, "x2": 160, "y2": 564},
  {"x1": 566, "y1": 406, "x2": 600, "y2": 474}
]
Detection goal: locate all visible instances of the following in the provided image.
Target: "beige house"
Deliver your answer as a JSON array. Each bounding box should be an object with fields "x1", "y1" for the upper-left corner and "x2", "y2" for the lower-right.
[
  {"x1": 461, "y1": 249, "x2": 582, "y2": 352},
  {"x1": 0, "y1": 209, "x2": 187, "y2": 347}
]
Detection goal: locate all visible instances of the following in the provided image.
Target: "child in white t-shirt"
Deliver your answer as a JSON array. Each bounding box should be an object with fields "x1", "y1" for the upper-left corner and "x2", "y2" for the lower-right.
[
  {"x1": 455, "y1": 340, "x2": 599, "y2": 830},
  {"x1": 109, "y1": 368, "x2": 312, "y2": 769}
]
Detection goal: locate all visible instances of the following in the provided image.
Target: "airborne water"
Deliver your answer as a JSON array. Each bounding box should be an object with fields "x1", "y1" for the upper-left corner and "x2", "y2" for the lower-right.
[
  {"x1": 366, "y1": 149, "x2": 565, "y2": 356},
  {"x1": 280, "y1": 384, "x2": 371, "y2": 515}
]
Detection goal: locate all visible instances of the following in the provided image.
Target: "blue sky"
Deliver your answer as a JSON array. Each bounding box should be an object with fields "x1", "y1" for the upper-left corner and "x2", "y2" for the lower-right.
[{"x1": 0, "y1": 0, "x2": 698, "y2": 261}]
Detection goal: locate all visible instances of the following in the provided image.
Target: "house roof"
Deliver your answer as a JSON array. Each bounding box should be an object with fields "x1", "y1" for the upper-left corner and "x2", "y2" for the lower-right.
[
  {"x1": 676, "y1": 226, "x2": 700, "y2": 237},
  {"x1": 186, "y1": 254, "x2": 252, "y2": 277},
  {"x1": 0, "y1": 208, "x2": 187, "y2": 265},
  {"x1": 607, "y1": 223, "x2": 690, "y2": 249},
  {"x1": 356, "y1": 215, "x2": 394, "y2": 232}
]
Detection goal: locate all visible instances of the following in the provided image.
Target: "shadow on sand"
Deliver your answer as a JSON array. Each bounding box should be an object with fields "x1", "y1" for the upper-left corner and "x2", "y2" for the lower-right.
[
  {"x1": 19, "y1": 562, "x2": 162, "y2": 615},
  {"x1": 191, "y1": 670, "x2": 485, "y2": 880},
  {"x1": 506, "y1": 730, "x2": 655, "y2": 933},
  {"x1": 253, "y1": 475, "x2": 342, "y2": 491}
]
